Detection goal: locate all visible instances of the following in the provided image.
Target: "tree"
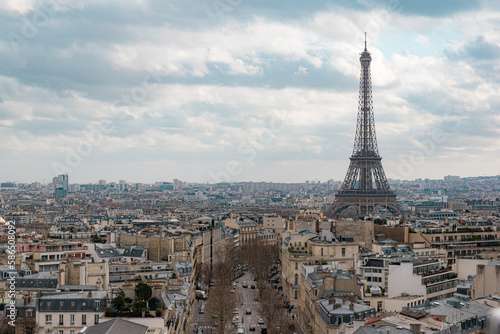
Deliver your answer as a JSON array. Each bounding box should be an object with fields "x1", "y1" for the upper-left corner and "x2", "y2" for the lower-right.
[
  {"x1": 241, "y1": 239, "x2": 279, "y2": 291},
  {"x1": 18, "y1": 317, "x2": 37, "y2": 334},
  {"x1": 135, "y1": 282, "x2": 152, "y2": 302},
  {"x1": 111, "y1": 289, "x2": 126, "y2": 311},
  {"x1": 205, "y1": 283, "x2": 237, "y2": 334},
  {"x1": 259, "y1": 288, "x2": 292, "y2": 334}
]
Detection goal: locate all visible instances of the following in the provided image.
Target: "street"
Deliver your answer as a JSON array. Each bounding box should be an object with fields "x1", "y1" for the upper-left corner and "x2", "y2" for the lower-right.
[
  {"x1": 189, "y1": 271, "x2": 265, "y2": 334},
  {"x1": 190, "y1": 271, "x2": 303, "y2": 334}
]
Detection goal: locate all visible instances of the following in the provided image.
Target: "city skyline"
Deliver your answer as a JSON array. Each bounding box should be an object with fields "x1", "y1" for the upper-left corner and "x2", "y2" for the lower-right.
[{"x1": 1, "y1": 1, "x2": 499, "y2": 183}]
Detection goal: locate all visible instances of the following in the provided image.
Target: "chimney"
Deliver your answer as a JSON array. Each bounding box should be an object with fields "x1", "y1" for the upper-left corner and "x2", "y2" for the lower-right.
[
  {"x1": 410, "y1": 324, "x2": 421, "y2": 334},
  {"x1": 349, "y1": 302, "x2": 354, "y2": 311},
  {"x1": 88, "y1": 291, "x2": 92, "y2": 297}
]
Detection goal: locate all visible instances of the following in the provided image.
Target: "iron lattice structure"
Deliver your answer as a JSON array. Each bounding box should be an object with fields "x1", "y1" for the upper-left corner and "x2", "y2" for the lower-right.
[{"x1": 326, "y1": 41, "x2": 404, "y2": 218}]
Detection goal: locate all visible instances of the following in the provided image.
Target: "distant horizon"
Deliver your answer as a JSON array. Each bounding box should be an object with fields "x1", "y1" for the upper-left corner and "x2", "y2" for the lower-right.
[{"x1": 2, "y1": 174, "x2": 499, "y2": 186}]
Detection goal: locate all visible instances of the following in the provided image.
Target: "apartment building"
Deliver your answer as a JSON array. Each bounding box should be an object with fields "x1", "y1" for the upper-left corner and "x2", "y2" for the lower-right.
[
  {"x1": 298, "y1": 264, "x2": 363, "y2": 334},
  {"x1": 19, "y1": 242, "x2": 89, "y2": 273},
  {"x1": 281, "y1": 229, "x2": 359, "y2": 308},
  {"x1": 471, "y1": 260, "x2": 500, "y2": 299},
  {"x1": 36, "y1": 290, "x2": 108, "y2": 334},
  {"x1": 388, "y1": 259, "x2": 458, "y2": 302}
]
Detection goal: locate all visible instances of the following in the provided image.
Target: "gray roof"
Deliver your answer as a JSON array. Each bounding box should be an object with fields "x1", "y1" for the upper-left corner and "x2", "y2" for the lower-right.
[
  {"x1": 84, "y1": 318, "x2": 147, "y2": 334},
  {"x1": 317, "y1": 297, "x2": 374, "y2": 315},
  {"x1": 121, "y1": 246, "x2": 146, "y2": 257},
  {"x1": 354, "y1": 325, "x2": 413, "y2": 334},
  {"x1": 411, "y1": 297, "x2": 491, "y2": 322},
  {"x1": 16, "y1": 272, "x2": 58, "y2": 290},
  {"x1": 95, "y1": 246, "x2": 120, "y2": 258},
  {"x1": 59, "y1": 285, "x2": 99, "y2": 291}
]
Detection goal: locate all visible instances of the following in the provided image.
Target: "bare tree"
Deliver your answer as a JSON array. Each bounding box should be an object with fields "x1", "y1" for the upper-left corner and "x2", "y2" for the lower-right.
[
  {"x1": 18, "y1": 317, "x2": 37, "y2": 334},
  {"x1": 259, "y1": 288, "x2": 293, "y2": 334},
  {"x1": 205, "y1": 283, "x2": 237, "y2": 334},
  {"x1": 242, "y1": 239, "x2": 279, "y2": 291},
  {"x1": 198, "y1": 262, "x2": 213, "y2": 290}
]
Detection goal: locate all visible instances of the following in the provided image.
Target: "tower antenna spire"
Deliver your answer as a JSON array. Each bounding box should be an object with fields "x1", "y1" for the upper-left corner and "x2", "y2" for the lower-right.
[{"x1": 364, "y1": 32, "x2": 367, "y2": 51}]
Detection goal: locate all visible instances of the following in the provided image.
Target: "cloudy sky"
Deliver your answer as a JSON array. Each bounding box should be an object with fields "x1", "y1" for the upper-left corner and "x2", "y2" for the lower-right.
[{"x1": 0, "y1": 0, "x2": 499, "y2": 184}]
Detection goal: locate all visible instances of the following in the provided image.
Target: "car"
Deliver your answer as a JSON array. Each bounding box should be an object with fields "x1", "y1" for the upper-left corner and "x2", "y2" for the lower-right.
[
  {"x1": 237, "y1": 328, "x2": 244, "y2": 334},
  {"x1": 250, "y1": 285, "x2": 255, "y2": 289},
  {"x1": 249, "y1": 325, "x2": 256, "y2": 331},
  {"x1": 258, "y1": 318, "x2": 264, "y2": 325},
  {"x1": 233, "y1": 282, "x2": 237, "y2": 287},
  {"x1": 261, "y1": 328, "x2": 267, "y2": 334},
  {"x1": 242, "y1": 281, "x2": 248, "y2": 288},
  {"x1": 245, "y1": 309, "x2": 251, "y2": 315},
  {"x1": 233, "y1": 308, "x2": 239, "y2": 314}
]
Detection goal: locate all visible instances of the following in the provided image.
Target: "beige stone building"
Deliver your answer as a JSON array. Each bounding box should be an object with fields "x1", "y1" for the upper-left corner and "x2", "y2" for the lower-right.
[
  {"x1": 471, "y1": 260, "x2": 500, "y2": 299},
  {"x1": 281, "y1": 229, "x2": 359, "y2": 308}
]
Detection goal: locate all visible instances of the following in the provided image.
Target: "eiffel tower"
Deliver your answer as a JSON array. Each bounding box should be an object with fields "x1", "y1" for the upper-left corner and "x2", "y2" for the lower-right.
[{"x1": 326, "y1": 36, "x2": 404, "y2": 218}]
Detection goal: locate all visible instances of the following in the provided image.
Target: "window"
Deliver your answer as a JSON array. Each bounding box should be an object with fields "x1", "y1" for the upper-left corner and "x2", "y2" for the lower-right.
[
  {"x1": 342, "y1": 248, "x2": 345, "y2": 256},
  {"x1": 294, "y1": 274, "x2": 298, "y2": 285},
  {"x1": 294, "y1": 290, "x2": 298, "y2": 299},
  {"x1": 95, "y1": 314, "x2": 99, "y2": 324},
  {"x1": 70, "y1": 331, "x2": 75, "y2": 334},
  {"x1": 82, "y1": 314, "x2": 86, "y2": 325},
  {"x1": 82, "y1": 302, "x2": 86, "y2": 307},
  {"x1": 295, "y1": 262, "x2": 298, "y2": 270},
  {"x1": 95, "y1": 301, "x2": 100, "y2": 309},
  {"x1": 59, "y1": 314, "x2": 64, "y2": 325},
  {"x1": 70, "y1": 314, "x2": 75, "y2": 324},
  {"x1": 45, "y1": 315, "x2": 52, "y2": 324},
  {"x1": 377, "y1": 301, "x2": 382, "y2": 310},
  {"x1": 59, "y1": 330, "x2": 63, "y2": 334},
  {"x1": 321, "y1": 248, "x2": 323, "y2": 256}
]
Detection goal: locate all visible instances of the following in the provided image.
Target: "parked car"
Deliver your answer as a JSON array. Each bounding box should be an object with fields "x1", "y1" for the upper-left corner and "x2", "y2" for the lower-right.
[
  {"x1": 249, "y1": 325, "x2": 256, "y2": 331},
  {"x1": 246, "y1": 309, "x2": 251, "y2": 314},
  {"x1": 258, "y1": 318, "x2": 264, "y2": 325},
  {"x1": 242, "y1": 281, "x2": 248, "y2": 288},
  {"x1": 250, "y1": 285, "x2": 255, "y2": 289}
]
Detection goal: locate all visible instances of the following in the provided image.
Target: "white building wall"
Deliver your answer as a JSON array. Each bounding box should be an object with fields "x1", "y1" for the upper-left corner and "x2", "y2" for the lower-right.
[
  {"x1": 387, "y1": 263, "x2": 426, "y2": 298},
  {"x1": 452, "y1": 258, "x2": 489, "y2": 280}
]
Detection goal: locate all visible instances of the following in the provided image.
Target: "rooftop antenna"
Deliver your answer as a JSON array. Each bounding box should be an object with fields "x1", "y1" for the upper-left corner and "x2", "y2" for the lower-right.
[{"x1": 364, "y1": 32, "x2": 367, "y2": 51}]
